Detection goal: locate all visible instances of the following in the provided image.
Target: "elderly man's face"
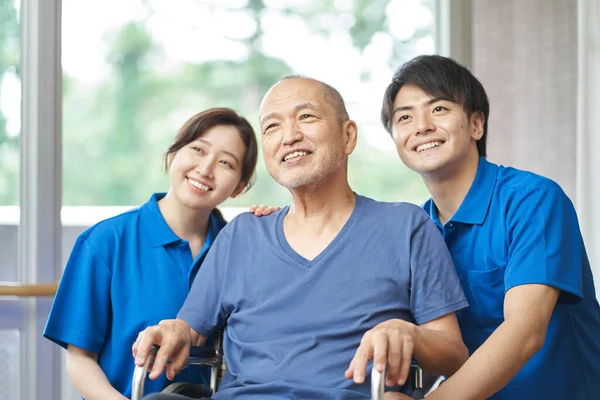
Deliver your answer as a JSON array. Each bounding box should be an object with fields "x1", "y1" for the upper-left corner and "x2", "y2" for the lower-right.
[{"x1": 259, "y1": 78, "x2": 349, "y2": 189}]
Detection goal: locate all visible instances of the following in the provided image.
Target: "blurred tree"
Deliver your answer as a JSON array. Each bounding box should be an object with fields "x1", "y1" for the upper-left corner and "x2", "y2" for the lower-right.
[
  {"x1": 63, "y1": 22, "x2": 160, "y2": 205},
  {"x1": 62, "y1": 0, "x2": 433, "y2": 208}
]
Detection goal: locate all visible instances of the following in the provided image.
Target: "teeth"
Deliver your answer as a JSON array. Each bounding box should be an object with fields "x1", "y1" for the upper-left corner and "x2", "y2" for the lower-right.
[
  {"x1": 188, "y1": 178, "x2": 211, "y2": 191},
  {"x1": 284, "y1": 151, "x2": 309, "y2": 161},
  {"x1": 416, "y1": 141, "x2": 443, "y2": 153}
]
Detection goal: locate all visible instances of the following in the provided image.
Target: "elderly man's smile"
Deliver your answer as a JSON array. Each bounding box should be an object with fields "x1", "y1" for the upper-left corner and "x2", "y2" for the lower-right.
[{"x1": 281, "y1": 150, "x2": 313, "y2": 164}]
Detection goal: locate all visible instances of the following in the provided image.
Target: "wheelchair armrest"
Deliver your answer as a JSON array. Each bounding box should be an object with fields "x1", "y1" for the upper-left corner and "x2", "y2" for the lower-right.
[
  {"x1": 189, "y1": 346, "x2": 217, "y2": 358},
  {"x1": 131, "y1": 345, "x2": 221, "y2": 400},
  {"x1": 188, "y1": 345, "x2": 221, "y2": 366}
]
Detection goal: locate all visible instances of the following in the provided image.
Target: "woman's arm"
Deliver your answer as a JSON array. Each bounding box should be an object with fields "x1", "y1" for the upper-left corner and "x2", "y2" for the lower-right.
[{"x1": 66, "y1": 345, "x2": 128, "y2": 400}]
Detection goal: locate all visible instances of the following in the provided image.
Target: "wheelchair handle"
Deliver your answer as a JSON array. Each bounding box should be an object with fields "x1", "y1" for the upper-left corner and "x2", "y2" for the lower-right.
[
  {"x1": 372, "y1": 363, "x2": 424, "y2": 400},
  {"x1": 131, "y1": 345, "x2": 158, "y2": 400},
  {"x1": 132, "y1": 346, "x2": 423, "y2": 400},
  {"x1": 371, "y1": 366, "x2": 385, "y2": 400},
  {"x1": 131, "y1": 345, "x2": 221, "y2": 400}
]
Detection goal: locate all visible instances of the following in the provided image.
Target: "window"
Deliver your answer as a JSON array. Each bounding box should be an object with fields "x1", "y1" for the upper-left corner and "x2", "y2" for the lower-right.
[
  {"x1": 0, "y1": 1, "x2": 21, "y2": 399},
  {"x1": 62, "y1": 0, "x2": 434, "y2": 217},
  {"x1": 0, "y1": 0, "x2": 20, "y2": 282},
  {"x1": 60, "y1": 1, "x2": 439, "y2": 398},
  {"x1": 60, "y1": 3, "x2": 436, "y2": 391}
]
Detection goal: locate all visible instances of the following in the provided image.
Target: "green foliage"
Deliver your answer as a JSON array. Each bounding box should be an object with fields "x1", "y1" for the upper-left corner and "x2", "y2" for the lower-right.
[
  {"x1": 350, "y1": 0, "x2": 390, "y2": 50},
  {"x1": 0, "y1": 0, "x2": 20, "y2": 205},
  {"x1": 2, "y1": 0, "x2": 433, "y2": 208}
]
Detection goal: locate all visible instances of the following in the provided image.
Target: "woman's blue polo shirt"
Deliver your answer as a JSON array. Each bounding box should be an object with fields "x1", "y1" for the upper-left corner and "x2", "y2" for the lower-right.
[
  {"x1": 44, "y1": 193, "x2": 226, "y2": 398},
  {"x1": 423, "y1": 157, "x2": 600, "y2": 399}
]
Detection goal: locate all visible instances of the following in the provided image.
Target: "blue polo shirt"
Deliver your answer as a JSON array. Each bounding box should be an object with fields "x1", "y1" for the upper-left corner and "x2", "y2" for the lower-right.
[
  {"x1": 424, "y1": 157, "x2": 600, "y2": 399},
  {"x1": 179, "y1": 194, "x2": 468, "y2": 399},
  {"x1": 44, "y1": 193, "x2": 226, "y2": 398}
]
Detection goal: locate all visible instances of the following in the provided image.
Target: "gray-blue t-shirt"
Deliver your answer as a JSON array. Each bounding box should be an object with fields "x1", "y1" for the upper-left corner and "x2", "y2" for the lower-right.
[{"x1": 178, "y1": 194, "x2": 467, "y2": 399}]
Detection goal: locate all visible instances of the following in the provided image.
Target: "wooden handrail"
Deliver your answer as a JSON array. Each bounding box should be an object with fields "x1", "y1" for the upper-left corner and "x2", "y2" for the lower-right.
[{"x1": 0, "y1": 283, "x2": 58, "y2": 297}]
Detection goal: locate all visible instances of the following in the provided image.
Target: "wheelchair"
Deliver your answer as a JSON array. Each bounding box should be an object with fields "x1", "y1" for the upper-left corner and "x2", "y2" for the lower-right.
[{"x1": 131, "y1": 332, "x2": 431, "y2": 400}]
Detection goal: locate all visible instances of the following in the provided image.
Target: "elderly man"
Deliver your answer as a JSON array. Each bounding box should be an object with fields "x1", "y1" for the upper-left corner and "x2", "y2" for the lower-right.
[
  {"x1": 133, "y1": 76, "x2": 469, "y2": 399},
  {"x1": 381, "y1": 55, "x2": 600, "y2": 399}
]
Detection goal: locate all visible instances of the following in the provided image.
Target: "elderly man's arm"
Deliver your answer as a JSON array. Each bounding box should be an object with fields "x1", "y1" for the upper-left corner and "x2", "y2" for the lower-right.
[
  {"x1": 426, "y1": 284, "x2": 559, "y2": 400},
  {"x1": 346, "y1": 312, "x2": 468, "y2": 387}
]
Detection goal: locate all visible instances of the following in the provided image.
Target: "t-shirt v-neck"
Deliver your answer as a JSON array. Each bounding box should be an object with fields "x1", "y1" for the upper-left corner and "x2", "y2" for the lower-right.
[{"x1": 275, "y1": 194, "x2": 363, "y2": 268}]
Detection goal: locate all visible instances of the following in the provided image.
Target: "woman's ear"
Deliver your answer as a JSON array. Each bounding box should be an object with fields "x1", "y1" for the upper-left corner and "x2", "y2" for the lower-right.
[
  {"x1": 165, "y1": 151, "x2": 177, "y2": 172},
  {"x1": 230, "y1": 181, "x2": 247, "y2": 198}
]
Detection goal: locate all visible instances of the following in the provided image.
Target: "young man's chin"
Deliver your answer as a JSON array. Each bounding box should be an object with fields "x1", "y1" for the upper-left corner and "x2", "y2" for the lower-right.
[
  {"x1": 412, "y1": 160, "x2": 454, "y2": 178},
  {"x1": 404, "y1": 155, "x2": 443, "y2": 172}
]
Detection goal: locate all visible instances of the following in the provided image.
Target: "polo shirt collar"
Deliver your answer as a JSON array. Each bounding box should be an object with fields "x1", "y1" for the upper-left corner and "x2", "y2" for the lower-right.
[
  {"x1": 140, "y1": 193, "x2": 224, "y2": 248},
  {"x1": 425, "y1": 157, "x2": 498, "y2": 226}
]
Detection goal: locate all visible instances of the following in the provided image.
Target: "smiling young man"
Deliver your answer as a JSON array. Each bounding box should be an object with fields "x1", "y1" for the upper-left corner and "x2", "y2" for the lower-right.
[
  {"x1": 132, "y1": 76, "x2": 470, "y2": 399},
  {"x1": 381, "y1": 55, "x2": 600, "y2": 399}
]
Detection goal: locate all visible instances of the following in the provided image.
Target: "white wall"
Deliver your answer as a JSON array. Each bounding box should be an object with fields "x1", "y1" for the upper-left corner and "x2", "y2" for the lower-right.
[{"x1": 577, "y1": 0, "x2": 600, "y2": 297}]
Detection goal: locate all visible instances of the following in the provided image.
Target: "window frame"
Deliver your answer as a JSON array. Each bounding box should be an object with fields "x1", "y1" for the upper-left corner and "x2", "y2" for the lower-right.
[{"x1": 19, "y1": 0, "x2": 62, "y2": 398}]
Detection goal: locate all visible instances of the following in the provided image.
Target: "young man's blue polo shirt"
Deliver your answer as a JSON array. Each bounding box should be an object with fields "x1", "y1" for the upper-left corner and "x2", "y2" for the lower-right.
[
  {"x1": 423, "y1": 157, "x2": 600, "y2": 399},
  {"x1": 44, "y1": 193, "x2": 226, "y2": 398}
]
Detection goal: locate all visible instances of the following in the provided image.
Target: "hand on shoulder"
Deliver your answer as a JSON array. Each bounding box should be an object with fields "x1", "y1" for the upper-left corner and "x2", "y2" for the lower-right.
[{"x1": 249, "y1": 204, "x2": 281, "y2": 216}]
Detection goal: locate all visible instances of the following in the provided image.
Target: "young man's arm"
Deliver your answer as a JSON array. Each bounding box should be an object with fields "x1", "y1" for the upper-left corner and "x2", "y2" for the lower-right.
[
  {"x1": 346, "y1": 312, "x2": 468, "y2": 387},
  {"x1": 428, "y1": 182, "x2": 584, "y2": 399},
  {"x1": 426, "y1": 283, "x2": 559, "y2": 400}
]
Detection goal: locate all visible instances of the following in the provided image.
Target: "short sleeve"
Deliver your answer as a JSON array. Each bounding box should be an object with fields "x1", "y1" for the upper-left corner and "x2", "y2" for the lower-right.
[
  {"x1": 504, "y1": 183, "x2": 583, "y2": 304},
  {"x1": 178, "y1": 227, "x2": 232, "y2": 336},
  {"x1": 409, "y1": 218, "x2": 468, "y2": 324},
  {"x1": 43, "y1": 236, "x2": 112, "y2": 353}
]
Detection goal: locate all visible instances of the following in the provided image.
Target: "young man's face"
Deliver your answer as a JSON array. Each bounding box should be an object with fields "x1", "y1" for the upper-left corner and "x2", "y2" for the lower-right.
[{"x1": 390, "y1": 84, "x2": 483, "y2": 176}]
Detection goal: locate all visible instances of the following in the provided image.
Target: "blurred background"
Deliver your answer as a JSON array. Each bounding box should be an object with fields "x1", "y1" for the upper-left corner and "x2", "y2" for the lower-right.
[{"x1": 0, "y1": 0, "x2": 599, "y2": 398}]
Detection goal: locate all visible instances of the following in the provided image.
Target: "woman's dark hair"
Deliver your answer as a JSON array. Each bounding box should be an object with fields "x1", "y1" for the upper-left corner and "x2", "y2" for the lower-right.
[
  {"x1": 381, "y1": 55, "x2": 490, "y2": 157},
  {"x1": 165, "y1": 107, "x2": 258, "y2": 194}
]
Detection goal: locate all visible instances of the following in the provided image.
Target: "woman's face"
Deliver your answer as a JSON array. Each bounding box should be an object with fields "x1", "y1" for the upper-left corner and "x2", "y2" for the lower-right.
[{"x1": 168, "y1": 125, "x2": 247, "y2": 211}]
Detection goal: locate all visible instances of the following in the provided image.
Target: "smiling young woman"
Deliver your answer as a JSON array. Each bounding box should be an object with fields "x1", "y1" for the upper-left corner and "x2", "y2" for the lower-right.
[{"x1": 43, "y1": 108, "x2": 258, "y2": 399}]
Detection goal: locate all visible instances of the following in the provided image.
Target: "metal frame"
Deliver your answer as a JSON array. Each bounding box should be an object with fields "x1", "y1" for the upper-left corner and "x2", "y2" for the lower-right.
[
  {"x1": 19, "y1": 0, "x2": 63, "y2": 399},
  {"x1": 435, "y1": 0, "x2": 472, "y2": 68},
  {"x1": 132, "y1": 347, "x2": 425, "y2": 400},
  {"x1": 131, "y1": 345, "x2": 222, "y2": 400}
]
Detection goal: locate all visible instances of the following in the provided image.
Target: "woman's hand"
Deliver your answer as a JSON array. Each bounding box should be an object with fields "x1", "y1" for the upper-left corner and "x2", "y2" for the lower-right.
[{"x1": 249, "y1": 204, "x2": 281, "y2": 216}]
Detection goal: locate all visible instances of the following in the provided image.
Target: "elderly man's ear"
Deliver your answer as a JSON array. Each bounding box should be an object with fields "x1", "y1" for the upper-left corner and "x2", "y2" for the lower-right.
[{"x1": 342, "y1": 120, "x2": 358, "y2": 156}]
